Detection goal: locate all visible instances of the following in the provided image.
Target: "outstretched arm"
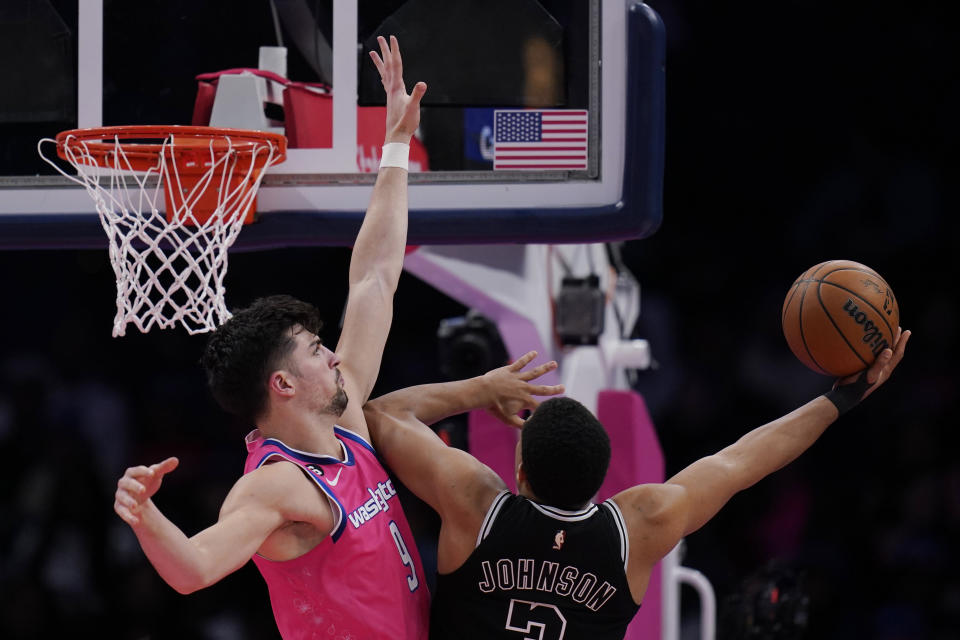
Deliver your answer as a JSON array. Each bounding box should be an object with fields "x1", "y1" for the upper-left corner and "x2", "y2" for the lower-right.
[
  {"x1": 337, "y1": 35, "x2": 428, "y2": 410},
  {"x1": 616, "y1": 328, "x2": 911, "y2": 569},
  {"x1": 367, "y1": 350, "x2": 564, "y2": 428},
  {"x1": 114, "y1": 458, "x2": 331, "y2": 594},
  {"x1": 666, "y1": 328, "x2": 910, "y2": 538},
  {"x1": 363, "y1": 352, "x2": 563, "y2": 515}
]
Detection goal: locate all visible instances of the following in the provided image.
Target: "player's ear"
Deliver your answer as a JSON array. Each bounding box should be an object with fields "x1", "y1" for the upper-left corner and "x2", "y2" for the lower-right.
[{"x1": 268, "y1": 369, "x2": 295, "y2": 398}]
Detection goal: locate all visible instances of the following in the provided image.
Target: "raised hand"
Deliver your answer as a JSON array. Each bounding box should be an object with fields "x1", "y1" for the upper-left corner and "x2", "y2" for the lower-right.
[
  {"x1": 482, "y1": 351, "x2": 565, "y2": 428},
  {"x1": 369, "y1": 35, "x2": 428, "y2": 144},
  {"x1": 858, "y1": 326, "x2": 911, "y2": 399},
  {"x1": 114, "y1": 457, "x2": 179, "y2": 526},
  {"x1": 826, "y1": 327, "x2": 911, "y2": 415}
]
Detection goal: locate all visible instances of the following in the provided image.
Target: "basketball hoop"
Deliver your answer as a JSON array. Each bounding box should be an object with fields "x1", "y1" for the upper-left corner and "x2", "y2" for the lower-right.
[{"x1": 38, "y1": 125, "x2": 287, "y2": 337}]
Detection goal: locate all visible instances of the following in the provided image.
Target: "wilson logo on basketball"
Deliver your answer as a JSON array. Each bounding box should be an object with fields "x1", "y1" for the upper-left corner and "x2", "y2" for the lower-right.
[{"x1": 842, "y1": 299, "x2": 890, "y2": 356}]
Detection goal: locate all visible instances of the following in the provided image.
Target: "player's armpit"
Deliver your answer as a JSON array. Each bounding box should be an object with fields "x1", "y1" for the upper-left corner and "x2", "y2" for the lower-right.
[
  {"x1": 610, "y1": 483, "x2": 689, "y2": 604},
  {"x1": 611, "y1": 483, "x2": 688, "y2": 564}
]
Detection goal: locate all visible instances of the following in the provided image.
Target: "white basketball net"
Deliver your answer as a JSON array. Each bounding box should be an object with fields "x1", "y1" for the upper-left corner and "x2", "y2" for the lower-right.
[{"x1": 39, "y1": 132, "x2": 283, "y2": 336}]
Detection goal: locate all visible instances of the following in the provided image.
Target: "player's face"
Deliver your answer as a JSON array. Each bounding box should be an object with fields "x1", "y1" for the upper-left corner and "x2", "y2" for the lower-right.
[{"x1": 288, "y1": 328, "x2": 348, "y2": 417}]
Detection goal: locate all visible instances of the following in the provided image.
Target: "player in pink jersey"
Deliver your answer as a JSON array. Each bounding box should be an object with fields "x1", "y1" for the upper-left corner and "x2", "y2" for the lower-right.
[
  {"x1": 112, "y1": 36, "x2": 434, "y2": 639},
  {"x1": 242, "y1": 421, "x2": 428, "y2": 638}
]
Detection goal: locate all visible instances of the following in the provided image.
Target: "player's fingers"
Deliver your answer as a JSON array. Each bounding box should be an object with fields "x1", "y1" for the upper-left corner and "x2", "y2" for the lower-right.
[
  {"x1": 368, "y1": 49, "x2": 385, "y2": 77},
  {"x1": 152, "y1": 457, "x2": 179, "y2": 476},
  {"x1": 529, "y1": 384, "x2": 564, "y2": 396},
  {"x1": 521, "y1": 360, "x2": 557, "y2": 380},
  {"x1": 881, "y1": 331, "x2": 909, "y2": 384},
  {"x1": 114, "y1": 486, "x2": 140, "y2": 508},
  {"x1": 377, "y1": 35, "x2": 390, "y2": 64},
  {"x1": 507, "y1": 414, "x2": 525, "y2": 429},
  {"x1": 510, "y1": 351, "x2": 538, "y2": 371},
  {"x1": 123, "y1": 465, "x2": 152, "y2": 478},
  {"x1": 893, "y1": 329, "x2": 911, "y2": 361},
  {"x1": 118, "y1": 476, "x2": 147, "y2": 495},
  {"x1": 867, "y1": 349, "x2": 893, "y2": 385},
  {"x1": 876, "y1": 328, "x2": 909, "y2": 382},
  {"x1": 114, "y1": 502, "x2": 140, "y2": 526},
  {"x1": 389, "y1": 35, "x2": 402, "y2": 76},
  {"x1": 409, "y1": 81, "x2": 427, "y2": 103}
]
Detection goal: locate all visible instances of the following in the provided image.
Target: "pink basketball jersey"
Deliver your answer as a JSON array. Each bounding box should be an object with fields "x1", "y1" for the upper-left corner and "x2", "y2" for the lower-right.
[{"x1": 243, "y1": 426, "x2": 430, "y2": 639}]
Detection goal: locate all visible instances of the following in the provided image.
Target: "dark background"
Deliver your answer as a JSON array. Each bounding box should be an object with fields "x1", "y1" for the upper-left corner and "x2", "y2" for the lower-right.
[{"x1": 1, "y1": 1, "x2": 957, "y2": 639}]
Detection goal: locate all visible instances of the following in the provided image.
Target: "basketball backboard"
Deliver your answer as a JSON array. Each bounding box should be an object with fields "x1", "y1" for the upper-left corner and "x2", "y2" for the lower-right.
[{"x1": 0, "y1": 0, "x2": 665, "y2": 249}]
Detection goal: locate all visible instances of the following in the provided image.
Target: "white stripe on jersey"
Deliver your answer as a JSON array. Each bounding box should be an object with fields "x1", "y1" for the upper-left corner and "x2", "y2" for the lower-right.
[
  {"x1": 477, "y1": 491, "x2": 511, "y2": 545},
  {"x1": 603, "y1": 500, "x2": 630, "y2": 572},
  {"x1": 529, "y1": 501, "x2": 598, "y2": 522}
]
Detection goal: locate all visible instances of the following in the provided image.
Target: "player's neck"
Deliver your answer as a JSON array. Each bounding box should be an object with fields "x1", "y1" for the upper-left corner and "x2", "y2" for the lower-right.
[
  {"x1": 518, "y1": 487, "x2": 590, "y2": 511},
  {"x1": 258, "y1": 411, "x2": 344, "y2": 460},
  {"x1": 517, "y1": 484, "x2": 537, "y2": 501}
]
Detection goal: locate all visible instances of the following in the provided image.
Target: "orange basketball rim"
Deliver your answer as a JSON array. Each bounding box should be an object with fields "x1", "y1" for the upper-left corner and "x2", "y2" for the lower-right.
[{"x1": 53, "y1": 125, "x2": 287, "y2": 225}]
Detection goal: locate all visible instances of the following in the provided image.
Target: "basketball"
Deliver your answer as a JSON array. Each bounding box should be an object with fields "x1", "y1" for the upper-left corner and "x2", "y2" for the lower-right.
[{"x1": 782, "y1": 260, "x2": 899, "y2": 377}]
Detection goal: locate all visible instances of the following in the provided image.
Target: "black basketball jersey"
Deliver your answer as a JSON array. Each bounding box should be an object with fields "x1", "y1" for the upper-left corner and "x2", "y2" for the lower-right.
[{"x1": 430, "y1": 492, "x2": 640, "y2": 639}]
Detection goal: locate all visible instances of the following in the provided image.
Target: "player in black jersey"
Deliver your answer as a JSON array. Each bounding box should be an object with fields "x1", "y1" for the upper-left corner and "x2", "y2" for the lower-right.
[{"x1": 364, "y1": 329, "x2": 910, "y2": 638}]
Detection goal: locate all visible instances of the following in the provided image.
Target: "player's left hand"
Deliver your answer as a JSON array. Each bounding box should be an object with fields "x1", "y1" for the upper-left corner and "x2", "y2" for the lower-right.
[{"x1": 482, "y1": 351, "x2": 564, "y2": 428}]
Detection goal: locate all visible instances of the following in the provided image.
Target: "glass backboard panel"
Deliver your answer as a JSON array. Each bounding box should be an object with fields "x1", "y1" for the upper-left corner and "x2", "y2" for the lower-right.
[
  {"x1": 0, "y1": 1, "x2": 665, "y2": 247},
  {"x1": 0, "y1": 0, "x2": 78, "y2": 176}
]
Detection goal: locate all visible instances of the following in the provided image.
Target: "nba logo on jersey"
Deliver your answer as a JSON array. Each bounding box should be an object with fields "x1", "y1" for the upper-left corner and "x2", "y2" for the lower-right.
[{"x1": 553, "y1": 530, "x2": 566, "y2": 550}]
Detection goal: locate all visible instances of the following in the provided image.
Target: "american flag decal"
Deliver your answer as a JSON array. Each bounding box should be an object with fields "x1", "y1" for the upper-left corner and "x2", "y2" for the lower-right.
[{"x1": 493, "y1": 109, "x2": 588, "y2": 170}]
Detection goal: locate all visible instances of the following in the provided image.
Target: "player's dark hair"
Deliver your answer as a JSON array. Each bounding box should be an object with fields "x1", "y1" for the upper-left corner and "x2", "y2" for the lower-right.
[
  {"x1": 521, "y1": 397, "x2": 611, "y2": 509},
  {"x1": 201, "y1": 295, "x2": 323, "y2": 424}
]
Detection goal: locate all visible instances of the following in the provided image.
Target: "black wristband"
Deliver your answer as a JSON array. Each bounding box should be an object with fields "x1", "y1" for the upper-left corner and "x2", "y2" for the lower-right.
[{"x1": 823, "y1": 371, "x2": 873, "y2": 416}]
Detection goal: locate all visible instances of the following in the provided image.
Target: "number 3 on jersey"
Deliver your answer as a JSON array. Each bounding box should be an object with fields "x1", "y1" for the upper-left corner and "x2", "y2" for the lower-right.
[
  {"x1": 506, "y1": 599, "x2": 567, "y2": 640},
  {"x1": 389, "y1": 520, "x2": 419, "y2": 591}
]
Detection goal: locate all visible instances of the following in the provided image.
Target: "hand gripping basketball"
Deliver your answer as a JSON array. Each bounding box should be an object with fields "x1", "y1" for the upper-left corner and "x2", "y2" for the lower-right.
[
  {"x1": 824, "y1": 327, "x2": 911, "y2": 415},
  {"x1": 369, "y1": 35, "x2": 428, "y2": 144}
]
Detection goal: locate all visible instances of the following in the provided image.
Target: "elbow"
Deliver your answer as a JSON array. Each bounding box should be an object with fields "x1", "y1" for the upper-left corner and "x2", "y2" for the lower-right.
[
  {"x1": 168, "y1": 576, "x2": 204, "y2": 595},
  {"x1": 165, "y1": 566, "x2": 217, "y2": 595}
]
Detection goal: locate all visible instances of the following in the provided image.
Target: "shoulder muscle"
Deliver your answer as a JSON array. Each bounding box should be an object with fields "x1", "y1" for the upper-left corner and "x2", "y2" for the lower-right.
[{"x1": 224, "y1": 461, "x2": 335, "y2": 533}]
